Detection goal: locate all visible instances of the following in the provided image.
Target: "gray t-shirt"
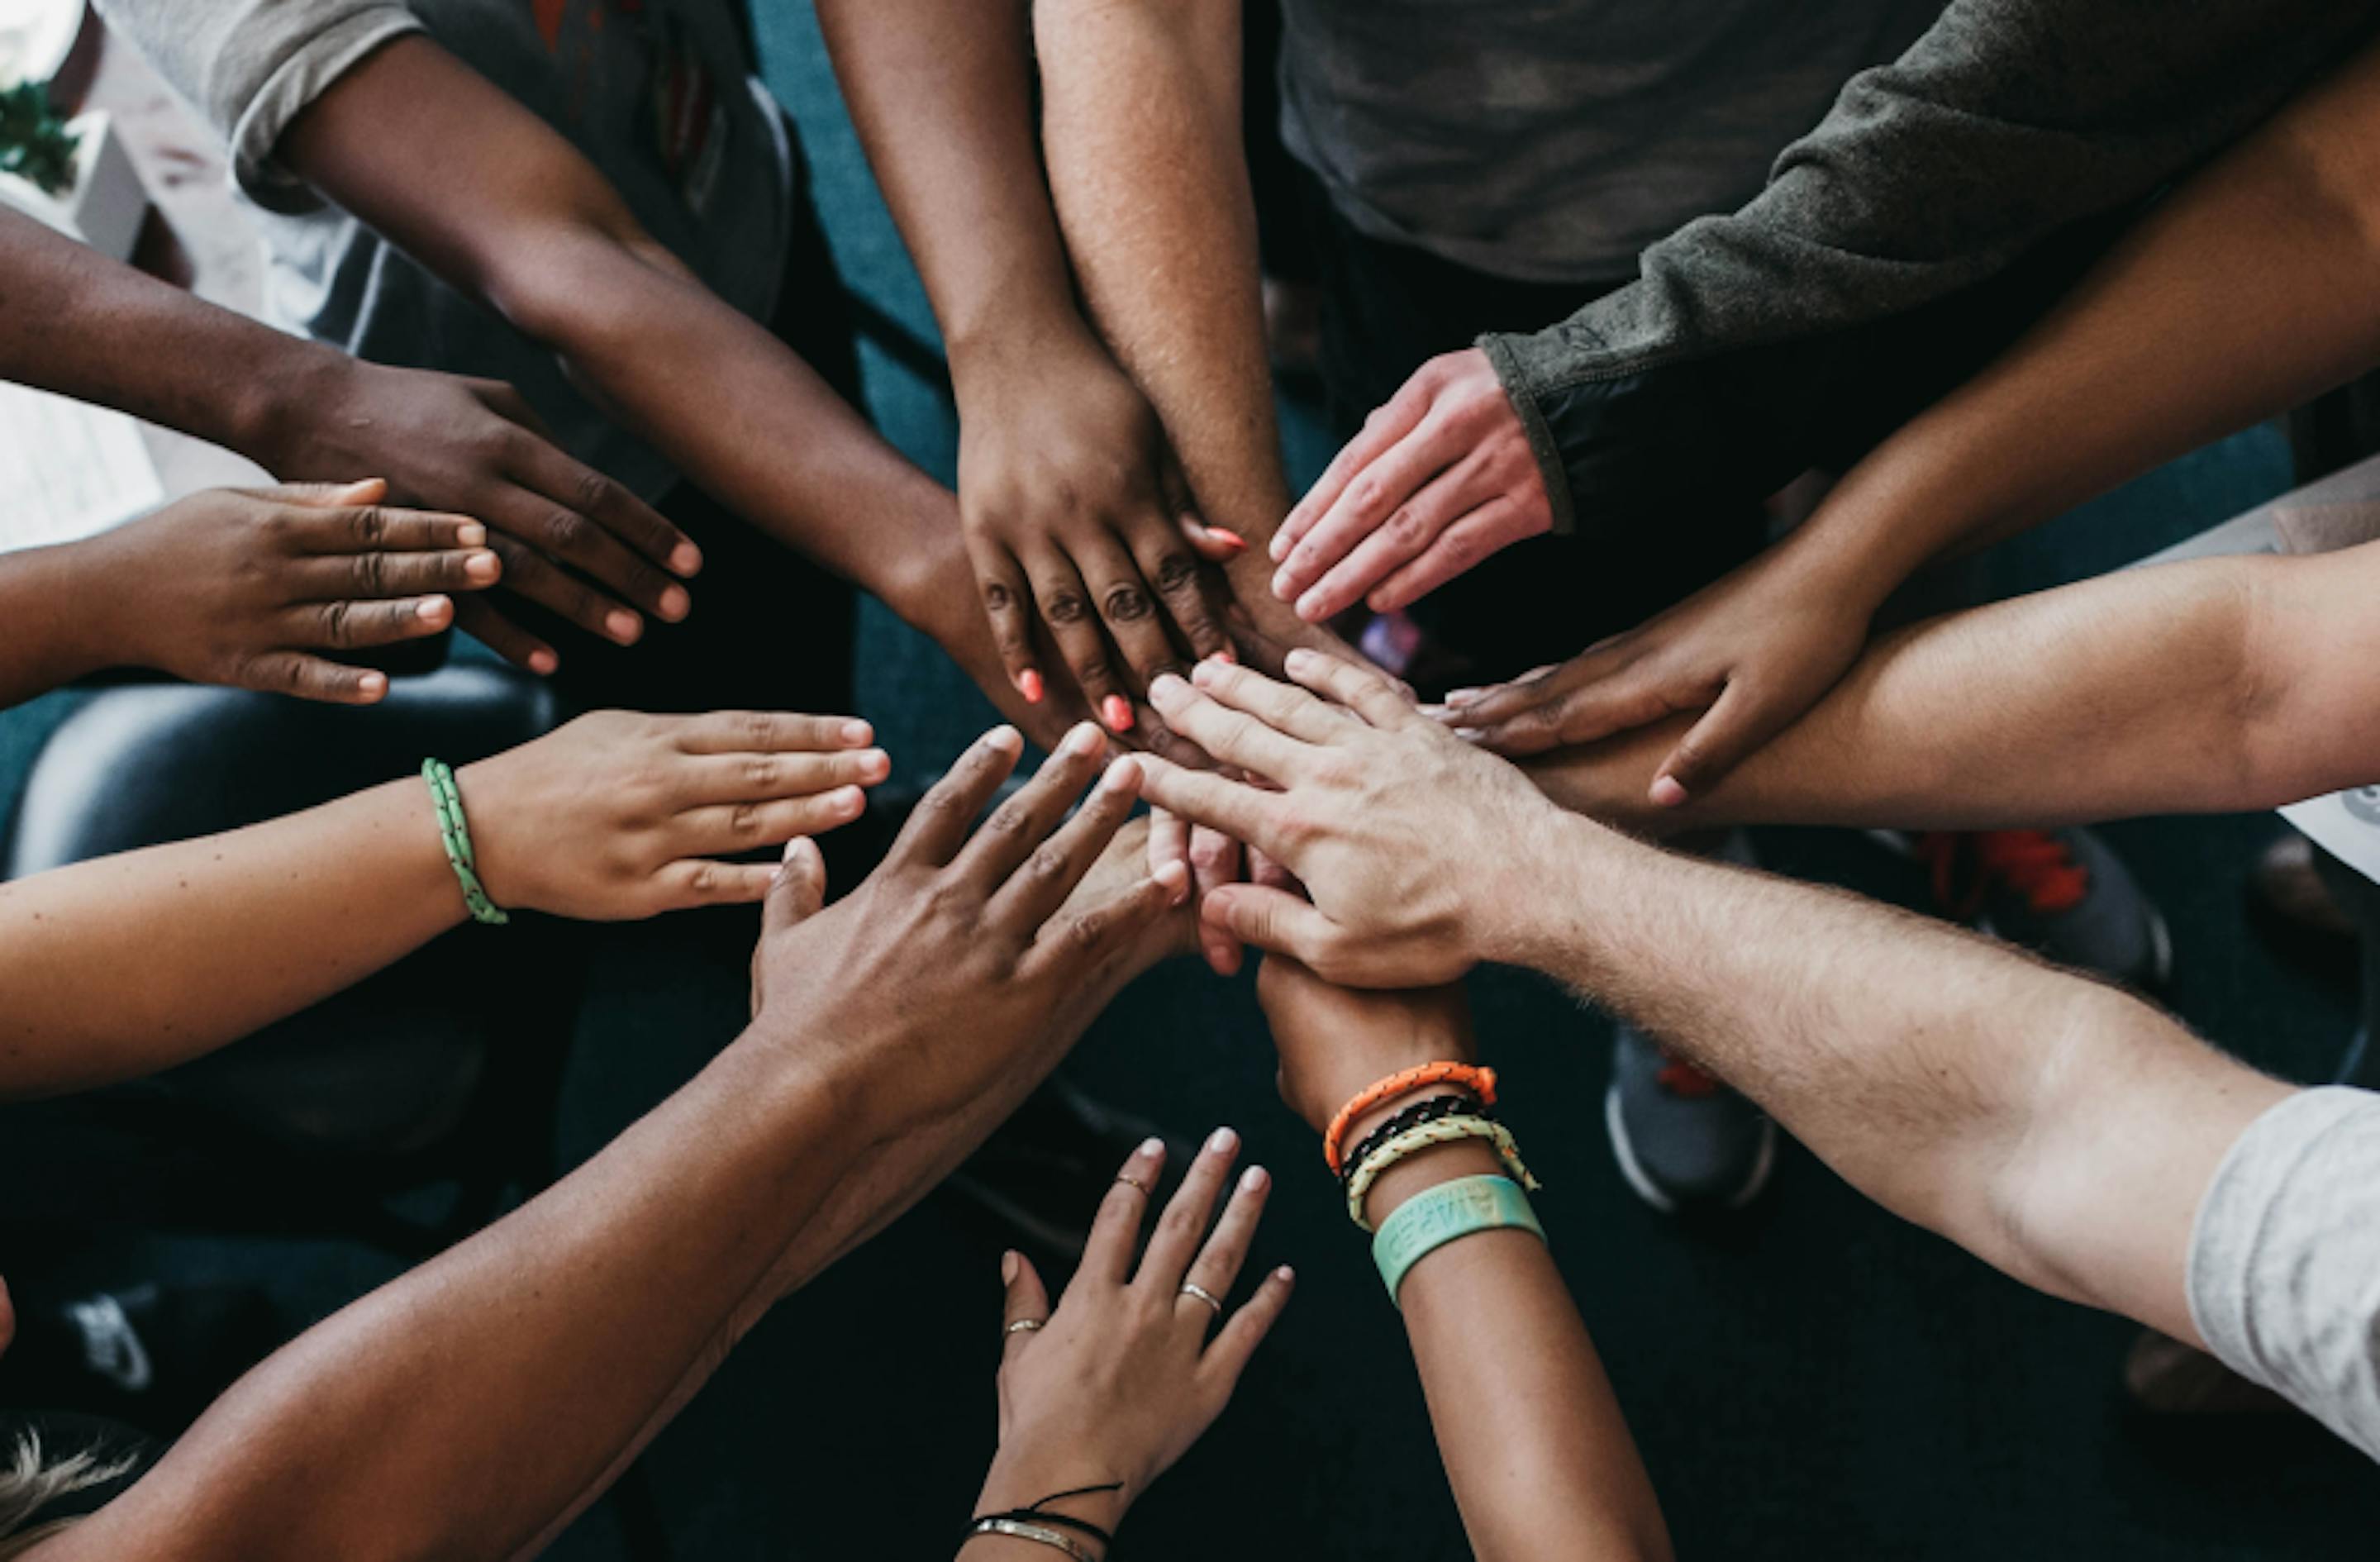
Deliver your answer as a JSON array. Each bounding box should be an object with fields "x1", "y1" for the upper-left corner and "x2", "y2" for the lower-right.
[
  {"x1": 93, "y1": 0, "x2": 793, "y2": 501},
  {"x1": 1277, "y1": 0, "x2": 1941, "y2": 284},
  {"x1": 2189, "y1": 1085, "x2": 2380, "y2": 1461}
]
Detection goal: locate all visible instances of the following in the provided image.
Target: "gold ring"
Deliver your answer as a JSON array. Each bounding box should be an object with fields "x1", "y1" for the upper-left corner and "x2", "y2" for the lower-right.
[
  {"x1": 1113, "y1": 1172, "x2": 1153, "y2": 1197},
  {"x1": 1004, "y1": 1318, "x2": 1045, "y2": 1336},
  {"x1": 1178, "y1": 1281, "x2": 1224, "y2": 1317}
]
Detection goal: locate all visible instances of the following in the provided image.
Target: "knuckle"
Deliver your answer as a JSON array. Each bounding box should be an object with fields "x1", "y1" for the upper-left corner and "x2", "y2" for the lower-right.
[
  {"x1": 982, "y1": 579, "x2": 1016, "y2": 614},
  {"x1": 1347, "y1": 475, "x2": 1386, "y2": 515},
  {"x1": 688, "y1": 863, "x2": 721, "y2": 898},
  {"x1": 1102, "y1": 583, "x2": 1154, "y2": 624},
  {"x1": 1388, "y1": 507, "x2": 1430, "y2": 545},
  {"x1": 1044, "y1": 588, "x2": 1091, "y2": 626},
  {"x1": 542, "y1": 509, "x2": 588, "y2": 552},
  {"x1": 983, "y1": 801, "x2": 1034, "y2": 840},
  {"x1": 1024, "y1": 844, "x2": 1069, "y2": 881},
  {"x1": 740, "y1": 712, "x2": 777, "y2": 748},
  {"x1": 348, "y1": 506, "x2": 388, "y2": 547},
  {"x1": 1152, "y1": 551, "x2": 1200, "y2": 593},
  {"x1": 355, "y1": 548, "x2": 388, "y2": 597},
  {"x1": 742, "y1": 755, "x2": 781, "y2": 790},
  {"x1": 729, "y1": 802, "x2": 764, "y2": 839},
  {"x1": 318, "y1": 600, "x2": 356, "y2": 647},
  {"x1": 570, "y1": 468, "x2": 612, "y2": 515}
]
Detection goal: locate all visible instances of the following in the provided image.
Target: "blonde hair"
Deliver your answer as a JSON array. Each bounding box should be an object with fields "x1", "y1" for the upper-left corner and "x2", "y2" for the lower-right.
[{"x1": 0, "y1": 1429, "x2": 132, "y2": 1559}]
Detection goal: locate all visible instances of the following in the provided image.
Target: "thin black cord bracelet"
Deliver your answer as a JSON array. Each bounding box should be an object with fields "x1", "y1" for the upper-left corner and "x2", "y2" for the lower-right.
[
  {"x1": 1337, "y1": 1091, "x2": 1487, "y2": 1192},
  {"x1": 968, "y1": 1481, "x2": 1125, "y2": 1550}
]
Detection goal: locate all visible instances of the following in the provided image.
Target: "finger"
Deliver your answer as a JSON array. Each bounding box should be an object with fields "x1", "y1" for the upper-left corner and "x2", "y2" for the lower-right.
[
  {"x1": 1278, "y1": 647, "x2": 1421, "y2": 731},
  {"x1": 281, "y1": 504, "x2": 492, "y2": 556},
  {"x1": 954, "y1": 721, "x2": 1107, "y2": 888},
  {"x1": 483, "y1": 530, "x2": 645, "y2": 646},
  {"x1": 1145, "y1": 673, "x2": 1316, "y2": 783},
  {"x1": 762, "y1": 836, "x2": 828, "y2": 939},
  {"x1": 1084, "y1": 1136, "x2": 1168, "y2": 1285},
  {"x1": 1178, "y1": 513, "x2": 1250, "y2": 567},
  {"x1": 1024, "y1": 552, "x2": 1131, "y2": 735},
  {"x1": 1248, "y1": 845, "x2": 1295, "y2": 891},
  {"x1": 1131, "y1": 755, "x2": 1284, "y2": 850},
  {"x1": 1649, "y1": 677, "x2": 1783, "y2": 806},
  {"x1": 676, "y1": 788, "x2": 871, "y2": 851},
  {"x1": 1446, "y1": 644, "x2": 1622, "y2": 727},
  {"x1": 994, "y1": 753, "x2": 1148, "y2": 927},
  {"x1": 654, "y1": 858, "x2": 783, "y2": 910},
  {"x1": 1182, "y1": 657, "x2": 1351, "y2": 745},
  {"x1": 1180, "y1": 1160, "x2": 1272, "y2": 1309},
  {"x1": 505, "y1": 433, "x2": 703, "y2": 579},
  {"x1": 1147, "y1": 806, "x2": 1192, "y2": 905},
  {"x1": 673, "y1": 711, "x2": 878, "y2": 756},
  {"x1": 1466, "y1": 659, "x2": 1678, "y2": 758},
  {"x1": 287, "y1": 594, "x2": 457, "y2": 650},
  {"x1": 259, "y1": 478, "x2": 385, "y2": 509},
  {"x1": 1290, "y1": 453, "x2": 1482, "y2": 622},
  {"x1": 1077, "y1": 535, "x2": 1184, "y2": 717},
  {"x1": 234, "y1": 650, "x2": 393, "y2": 706},
  {"x1": 1203, "y1": 1264, "x2": 1295, "y2": 1380},
  {"x1": 887, "y1": 724, "x2": 1026, "y2": 868},
  {"x1": 971, "y1": 541, "x2": 1046, "y2": 706},
  {"x1": 1273, "y1": 417, "x2": 1464, "y2": 609},
  {"x1": 997, "y1": 1250, "x2": 1053, "y2": 1363},
  {"x1": 1136, "y1": 1125, "x2": 1240, "y2": 1296},
  {"x1": 293, "y1": 545, "x2": 500, "y2": 600},
  {"x1": 672, "y1": 746, "x2": 890, "y2": 806},
  {"x1": 450, "y1": 595, "x2": 560, "y2": 675},
  {"x1": 1027, "y1": 863, "x2": 1183, "y2": 988},
  {"x1": 1188, "y1": 823, "x2": 1244, "y2": 978},
  {"x1": 1201, "y1": 883, "x2": 1348, "y2": 968},
  {"x1": 1128, "y1": 516, "x2": 1233, "y2": 664},
  {"x1": 1274, "y1": 385, "x2": 1429, "y2": 563},
  {"x1": 1367, "y1": 498, "x2": 1528, "y2": 615},
  {"x1": 469, "y1": 378, "x2": 558, "y2": 442}
]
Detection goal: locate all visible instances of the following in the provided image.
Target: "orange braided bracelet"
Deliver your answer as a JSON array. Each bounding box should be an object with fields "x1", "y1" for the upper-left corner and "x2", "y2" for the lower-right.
[{"x1": 1324, "y1": 1062, "x2": 1499, "y2": 1174}]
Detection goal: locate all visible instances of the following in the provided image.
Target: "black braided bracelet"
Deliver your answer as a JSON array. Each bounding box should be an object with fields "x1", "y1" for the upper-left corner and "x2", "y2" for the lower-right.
[
  {"x1": 967, "y1": 1482, "x2": 1123, "y2": 1553},
  {"x1": 1336, "y1": 1091, "x2": 1487, "y2": 1191}
]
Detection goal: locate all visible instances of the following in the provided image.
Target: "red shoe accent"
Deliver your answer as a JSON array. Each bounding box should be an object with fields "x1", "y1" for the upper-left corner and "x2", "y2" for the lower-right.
[
  {"x1": 1916, "y1": 829, "x2": 2089, "y2": 918},
  {"x1": 1655, "y1": 1049, "x2": 1721, "y2": 1099}
]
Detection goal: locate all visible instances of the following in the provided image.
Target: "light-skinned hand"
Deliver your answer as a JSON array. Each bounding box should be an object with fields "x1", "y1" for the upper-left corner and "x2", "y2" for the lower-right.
[
  {"x1": 978, "y1": 1131, "x2": 1293, "y2": 1537},
  {"x1": 1269, "y1": 348, "x2": 1551, "y2": 622},
  {"x1": 459, "y1": 707, "x2": 890, "y2": 920},
  {"x1": 1131, "y1": 651, "x2": 1566, "y2": 986},
  {"x1": 93, "y1": 480, "x2": 499, "y2": 703}
]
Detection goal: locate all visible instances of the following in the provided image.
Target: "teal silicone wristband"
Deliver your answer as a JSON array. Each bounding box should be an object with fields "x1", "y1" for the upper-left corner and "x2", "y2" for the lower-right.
[
  {"x1": 1371, "y1": 1174, "x2": 1544, "y2": 1307},
  {"x1": 421, "y1": 758, "x2": 509, "y2": 926}
]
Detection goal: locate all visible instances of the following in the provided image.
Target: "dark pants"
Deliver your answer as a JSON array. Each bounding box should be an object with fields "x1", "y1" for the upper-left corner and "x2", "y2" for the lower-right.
[{"x1": 1297, "y1": 190, "x2": 1766, "y2": 689}]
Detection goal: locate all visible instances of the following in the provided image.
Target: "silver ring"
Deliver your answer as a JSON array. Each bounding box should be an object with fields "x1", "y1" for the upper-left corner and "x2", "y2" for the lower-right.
[
  {"x1": 1004, "y1": 1317, "x2": 1045, "y2": 1336},
  {"x1": 1113, "y1": 1172, "x2": 1152, "y2": 1198},
  {"x1": 1178, "y1": 1281, "x2": 1224, "y2": 1317}
]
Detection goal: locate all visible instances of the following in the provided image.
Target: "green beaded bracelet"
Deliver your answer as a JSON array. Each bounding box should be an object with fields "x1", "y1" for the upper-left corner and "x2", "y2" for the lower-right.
[
  {"x1": 421, "y1": 758, "x2": 509, "y2": 926},
  {"x1": 1371, "y1": 1174, "x2": 1543, "y2": 1307}
]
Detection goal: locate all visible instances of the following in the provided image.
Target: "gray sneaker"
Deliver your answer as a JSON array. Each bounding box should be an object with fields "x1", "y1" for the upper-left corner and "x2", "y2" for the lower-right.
[
  {"x1": 1907, "y1": 827, "x2": 2172, "y2": 991},
  {"x1": 1606, "y1": 1024, "x2": 1778, "y2": 1215}
]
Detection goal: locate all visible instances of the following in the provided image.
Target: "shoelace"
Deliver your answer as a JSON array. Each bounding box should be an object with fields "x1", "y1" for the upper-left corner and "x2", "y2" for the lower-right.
[{"x1": 1917, "y1": 829, "x2": 2090, "y2": 918}]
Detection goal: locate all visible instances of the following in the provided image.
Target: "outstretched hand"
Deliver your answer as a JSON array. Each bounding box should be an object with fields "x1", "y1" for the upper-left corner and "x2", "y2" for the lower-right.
[{"x1": 1130, "y1": 651, "x2": 1565, "y2": 986}]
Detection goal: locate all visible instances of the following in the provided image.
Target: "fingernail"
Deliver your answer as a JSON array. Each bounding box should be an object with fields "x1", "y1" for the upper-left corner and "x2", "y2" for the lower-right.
[
  {"x1": 1206, "y1": 1126, "x2": 1238, "y2": 1155},
  {"x1": 464, "y1": 551, "x2": 499, "y2": 583},
  {"x1": 1649, "y1": 774, "x2": 1690, "y2": 808},
  {"x1": 1016, "y1": 669, "x2": 1045, "y2": 704},
  {"x1": 831, "y1": 785, "x2": 865, "y2": 813},
  {"x1": 359, "y1": 671, "x2": 388, "y2": 698},
  {"x1": 1269, "y1": 528, "x2": 1292, "y2": 561},
  {"x1": 1284, "y1": 648, "x2": 1318, "y2": 674},
  {"x1": 1207, "y1": 526, "x2": 1248, "y2": 553},
  {"x1": 1270, "y1": 568, "x2": 1295, "y2": 598},
  {"x1": 1060, "y1": 721, "x2": 1101, "y2": 758},
  {"x1": 1101, "y1": 694, "x2": 1135, "y2": 733},
  {"x1": 1101, "y1": 755, "x2": 1140, "y2": 791},
  {"x1": 1138, "y1": 1136, "x2": 1165, "y2": 1159},
  {"x1": 1213, "y1": 646, "x2": 1237, "y2": 665},
  {"x1": 659, "y1": 585, "x2": 691, "y2": 621},
  {"x1": 416, "y1": 597, "x2": 448, "y2": 621},
  {"x1": 605, "y1": 609, "x2": 641, "y2": 642},
  {"x1": 1294, "y1": 592, "x2": 1326, "y2": 621},
  {"x1": 1240, "y1": 1164, "x2": 1269, "y2": 1193},
  {"x1": 841, "y1": 718, "x2": 873, "y2": 745},
  {"x1": 1453, "y1": 726, "x2": 1488, "y2": 743},
  {"x1": 670, "y1": 542, "x2": 704, "y2": 575},
  {"x1": 457, "y1": 523, "x2": 487, "y2": 546},
  {"x1": 984, "y1": 724, "x2": 1022, "y2": 753},
  {"x1": 855, "y1": 749, "x2": 890, "y2": 781},
  {"x1": 1002, "y1": 1250, "x2": 1018, "y2": 1285},
  {"x1": 1445, "y1": 688, "x2": 1483, "y2": 707},
  {"x1": 1149, "y1": 673, "x2": 1189, "y2": 703},
  {"x1": 529, "y1": 650, "x2": 559, "y2": 674},
  {"x1": 1275, "y1": 1264, "x2": 1296, "y2": 1283}
]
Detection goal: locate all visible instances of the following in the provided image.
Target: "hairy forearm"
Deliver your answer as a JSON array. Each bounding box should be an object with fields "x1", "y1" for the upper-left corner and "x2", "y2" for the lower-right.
[
  {"x1": 0, "y1": 778, "x2": 462, "y2": 1097},
  {"x1": 1034, "y1": 0, "x2": 1288, "y2": 560},
  {"x1": 1503, "y1": 817, "x2": 2282, "y2": 1338},
  {"x1": 1794, "y1": 36, "x2": 2380, "y2": 600}
]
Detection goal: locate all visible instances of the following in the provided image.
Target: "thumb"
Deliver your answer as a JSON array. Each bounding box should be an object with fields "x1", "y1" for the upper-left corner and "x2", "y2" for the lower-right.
[
  {"x1": 1649, "y1": 678, "x2": 1783, "y2": 807},
  {"x1": 763, "y1": 836, "x2": 827, "y2": 936},
  {"x1": 999, "y1": 1249, "x2": 1051, "y2": 1360},
  {"x1": 268, "y1": 479, "x2": 388, "y2": 508}
]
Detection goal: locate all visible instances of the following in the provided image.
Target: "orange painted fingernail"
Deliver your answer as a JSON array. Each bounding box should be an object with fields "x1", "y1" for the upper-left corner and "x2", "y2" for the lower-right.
[
  {"x1": 1017, "y1": 669, "x2": 1045, "y2": 704},
  {"x1": 1207, "y1": 527, "x2": 1248, "y2": 553},
  {"x1": 1102, "y1": 694, "x2": 1135, "y2": 732},
  {"x1": 1212, "y1": 646, "x2": 1237, "y2": 664}
]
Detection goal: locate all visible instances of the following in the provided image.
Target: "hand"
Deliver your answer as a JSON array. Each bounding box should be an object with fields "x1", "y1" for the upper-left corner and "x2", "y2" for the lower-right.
[
  {"x1": 1255, "y1": 959, "x2": 1475, "y2": 1136},
  {"x1": 950, "y1": 326, "x2": 1245, "y2": 733},
  {"x1": 1132, "y1": 652, "x2": 1566, "y2": 987},
  {"x1": 982, "y1": 1131, "x2": 1294, "y2": 1536},
  {"x1": 743, "y1": 720, "x2": 1187, "y2": 1126},
  {"x1": 93, "y1": 480, "x2": 499, "y2": 702},
  {"x1": 1267, "y1": 349, "x2": 1551, "y2": 622},
  {"x1": 459, "y1": 708, "x2": 889, "y2": 920},
  {"x1": 1440, "y1": 538, "x2": 1879, "y2": 804},
  {"x1": 257, "y1": 356, "x2": 702, "y2": 673}
]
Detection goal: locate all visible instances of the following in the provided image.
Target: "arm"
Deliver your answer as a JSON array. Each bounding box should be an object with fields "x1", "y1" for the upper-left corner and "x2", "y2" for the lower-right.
[
  {"x1": 1255, "y1": 969, "x2": 1668, "y2": 1560},
  {"x1": 274, "y1": 36, "x2": 1080, "y2": 743},
  {"x1": 24, "y1": 723, "x2": 1180, "y2": 1562},
  {"x1": 1517, "y1": 542, "x2": 2380, "y2": 834},
  {"x1": 1127, "y1": 655, "x2": 2292, "y2": 1345},
  {"x1": 1454, "y1": 31, "x2": 2380, "y2": 800},
  {"x1": 0, "y1": 708, "x2": 887, "y2": 1099},
  {"x1": 817, "y1": 0, "x2": 1237, "y2": 728},
  {"x1": 0, "y1": 206, "x2": 696, "y2": 672}
]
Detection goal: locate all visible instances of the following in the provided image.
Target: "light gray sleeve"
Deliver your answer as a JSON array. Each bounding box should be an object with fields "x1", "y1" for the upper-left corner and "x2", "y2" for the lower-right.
[
  {"x1": 92, "y1": 0, "x2": 423, "y2": 212},
  {"x1": 2187, "y1": 1085, "x2": 2380, "y2": 1463}
]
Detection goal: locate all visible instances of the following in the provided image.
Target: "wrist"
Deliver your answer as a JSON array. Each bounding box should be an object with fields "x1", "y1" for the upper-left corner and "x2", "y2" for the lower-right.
[
  {"x1": 945, "y1": 291, "x2": 1097, "y2": 390},
  {"x1": 229, "y1": 340, "x2": 356, "y2": 475},
  {"x1": 1359, "y1": 1136, "x2": 1506, "y2": 1229},
  {"x1": 974, "y1": 1449, "x2": 1130, "y2": 1550}
]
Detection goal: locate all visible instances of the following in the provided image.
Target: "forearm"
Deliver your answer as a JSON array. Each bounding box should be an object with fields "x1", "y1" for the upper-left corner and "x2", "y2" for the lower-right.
[
  {"x1": 0, "y1": 540, "x2": 117, "y2": 706},
  {"x1": 1503, "y1": 817, "x2": 2286, "y2": 1336},
  {"x1": 1034, "y1": 0, "x2": 1289, "y2": 564},
  {"x1": 0, "y1": 778, "x2": 462, "y2": 1097},
  {"x1": 53, "y1": 1031, "x2": 863, "y2": 1562}
]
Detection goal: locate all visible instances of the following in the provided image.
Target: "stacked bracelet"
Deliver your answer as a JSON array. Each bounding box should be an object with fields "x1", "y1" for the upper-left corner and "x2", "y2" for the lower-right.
[
  {"x1": 964, "y1": 1482, "x2": 1120, "y2": 1560},
  {"x1": 1324, "y1": 1061, "x2": 1498, "y2": 1174},
  {"x1": 1337, "y1": 1092, "x2": 1483, "y2": 1193},
  {"x1": 964, "y1": 1517, "x2": 1100, "y2": 1560},
  {"x1": 1343, "y1": 1115, "x2": 1542, "y2": 1231},
  {"x1": 1372, "y1": 1174, "x2": 1545, "y2": 1306},
  {"x1": 421, "y1": 759, "x2": 508, "y2": 926}
]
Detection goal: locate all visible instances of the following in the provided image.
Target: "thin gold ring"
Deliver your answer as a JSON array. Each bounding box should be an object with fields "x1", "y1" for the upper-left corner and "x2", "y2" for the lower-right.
[
  {"x1": 1113, "y1": 1172, "x2": 1153, "y2": 1197},
  {"x1": 1178, "y1": 1281, "x2": 1224, "y2": 1317},
  {"x1": 1004, "y1": 1317, "x2": 1045, "y2": 1336}
]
